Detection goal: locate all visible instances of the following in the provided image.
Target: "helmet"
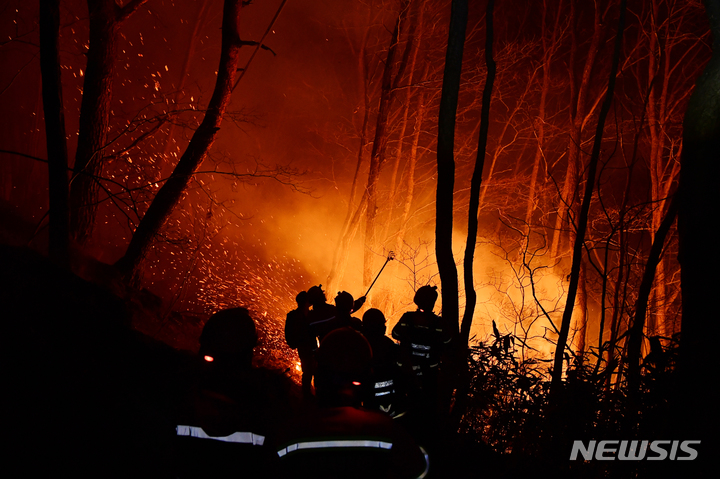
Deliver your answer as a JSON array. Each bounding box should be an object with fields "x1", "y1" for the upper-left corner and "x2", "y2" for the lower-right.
[
  {"x1": 295, "y1": 290, "x2": 308, "y2": 307},
  {"x1": 413, "y1": 285, "x2": 438, "y2": 312},
  {"x1": 334, "y1": 291, "x2": 354, "y2": 313},
  {"x1": 362, "y1": 308, "x2": 386, "y2": 336},
  {"x1": 199, "y1": 307, "x2": 257, "y2": 359},
  {"x1": 307, "y1": 285, "x2": 326, "y2": 305}
]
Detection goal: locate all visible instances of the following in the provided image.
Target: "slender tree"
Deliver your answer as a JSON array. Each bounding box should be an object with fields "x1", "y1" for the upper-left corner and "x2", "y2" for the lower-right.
[
  {"x1": 115, "y1": 0, "x2": 244, "y2": 277},
  {"x1": 551, "y1": 0, "x2": 627, "y2": 392},
  {"x1": 39, "y1": 0, "x2": 70, "y2": 265},
  {"x1": 362, "y1": 0, "x2": 412, "y2": 291},
  {"x1": 461, "y1": 0, "x2": 495, "y2": 345},
  {"x1": 435, "y1": 0, "x2": 468, "y2": 340},
  {"x1": 69, "y1": 0, "x2": 149, "y2": 244},
  {"x1": 325, "y1": 2, "x2": 378, "y2": 296},
  {"x1": 525, "y1": 0, "x2": 564, "y2": 227},
  {"x1": 326, "y1": 0, "x2": 412, "y2": 296},
  {"x1": 444, "y1": 0, "x2": 496, "y2": 427},
  {"x1": 549, "y1": 0, "x2": 608, "y2": 260},
  {"x1": 627, "y1": 190, "x2": 679, "y2": 392}
]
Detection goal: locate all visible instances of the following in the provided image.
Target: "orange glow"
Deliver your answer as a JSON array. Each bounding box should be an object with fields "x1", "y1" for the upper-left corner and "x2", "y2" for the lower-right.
[
  {"x1": 352, "y1": 381, "x2": 361, "y2": 386},
  {"x1": 204, "y1": 355, "x2": 214, "y2": 362}
]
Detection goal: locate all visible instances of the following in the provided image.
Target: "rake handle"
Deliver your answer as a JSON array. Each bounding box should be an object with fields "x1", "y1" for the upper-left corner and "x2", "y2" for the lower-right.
[{"x1": 364, "y1": 255, "x2": 394, "y2": 297}]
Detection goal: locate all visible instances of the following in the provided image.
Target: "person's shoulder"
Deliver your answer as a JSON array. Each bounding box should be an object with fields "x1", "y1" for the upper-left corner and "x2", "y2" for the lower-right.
[
  {"x1": 397, "y1": 310, "x2": 418, "y2": 323},
  {"x1": 310, "y1": 303, "x2": 336, "y2": 317},
  {"x1": 401, "y1": 310, "x2": 427, "y2": 324},
  {"x1": 369, "y1": 333, "x2": 396, "y2": 349}
]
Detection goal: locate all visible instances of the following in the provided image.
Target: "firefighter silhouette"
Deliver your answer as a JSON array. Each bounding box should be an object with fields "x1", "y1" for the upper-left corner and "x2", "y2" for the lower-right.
[
  {"x1": 275, "y1": 327, "x2": 428, "y2": 479},
  {"x1": 392, "y1": 286, "x2": 451, "y2": 417},
  {"x1": 333, "y1": 291, "x2": 363, "y2": 331},
  {"x1": 307, "y1": 286, "x2": 364, "y2": 341},
  {"x1": 361, "y1": 308, "x2": 403, "y2": 418},
  {"x1": 173, "y1": 307, "x2": 293, "y2": 478},
  {"x1": 285, "y1": 291, "x2": 317, "y2": 398}
]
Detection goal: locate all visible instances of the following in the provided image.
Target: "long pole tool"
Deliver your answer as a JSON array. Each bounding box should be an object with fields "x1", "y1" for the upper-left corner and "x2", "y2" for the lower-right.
[{"x1": 364, "y1": 251, "x2": 395, "y2": 297}]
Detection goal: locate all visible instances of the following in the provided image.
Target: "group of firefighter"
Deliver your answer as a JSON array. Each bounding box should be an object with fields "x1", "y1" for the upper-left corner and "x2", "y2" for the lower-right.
[
  {"x1": 174, "y1": 284, "x2": 450, "y2": 479},
  {"x1": 286, "y1": 285, "x2": 450, "y2": 417}
]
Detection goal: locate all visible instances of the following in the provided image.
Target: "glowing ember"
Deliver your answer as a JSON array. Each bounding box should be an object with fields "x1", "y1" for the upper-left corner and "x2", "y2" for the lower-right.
[{"x1": 204, "y1": 355, "x2": 214, "y2": 362}]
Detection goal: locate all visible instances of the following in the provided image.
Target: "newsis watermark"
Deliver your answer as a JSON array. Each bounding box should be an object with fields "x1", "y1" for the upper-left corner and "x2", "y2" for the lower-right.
[{"x1": 570, "y1": 440, "x2": 700, "y2": 461}]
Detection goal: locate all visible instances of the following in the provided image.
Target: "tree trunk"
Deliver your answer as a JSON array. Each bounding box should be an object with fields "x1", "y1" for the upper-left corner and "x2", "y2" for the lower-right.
[
  {"x1": 115, "y1": 0, "x2": 244, "y2": 278},
  {"x1": 551, "y1": 0, "x2": 627, "y2": 392},
  {"x1": 448, "y1": 0, "x2": 495, "y2": 428},
  {"x1": 70, "y1": 0, "x2": 148, "y2": 244},
  {"x1": 381, "y1": 86, "x2": 429, "y2": 320},
  {"x1": 574, "y1": 260, "x2": 588, "y2": 357},
  {"x1": 525, "y1": 0, "x2": 563, "y2": 227},
  {"x1": 327, "y1": 191, "x2": 369, "y2": 295},
  {"x1": 676, "y1": 0, "x2": 720, "y2": 453},
  {"x1": 644, "y1": 0, "x2": 694, "y2": 338},
  {"x1": 460, "y1": 0, "x2": 495, "y2": 345},
  {"x1": 435, "y1": 0, "x2": 468, "y2": 341},
  {"x1": 600, "y1": 36, "x2": 659, "y2": 382},
  {"x1": 549, "y1": 0, "x2": 605, "y2": 259},
  {"x1": 476, "y1": 69, "x2": 534, "y2": 210},
  {"x1": 383, "y1": 0, "x2": 425, "y2": 248},
  {"x1": 325, "y1": 6, "x2": 374, "y2": 296},
  {"x1": 362, "y1": 0, "x2": 411, "y2": 291},
  {"x1": 39, "y1": 0, "x2": 70, "y2": 265},
  {"x1": 627, "y1": 190, "x2": 679, "y2": 392}
]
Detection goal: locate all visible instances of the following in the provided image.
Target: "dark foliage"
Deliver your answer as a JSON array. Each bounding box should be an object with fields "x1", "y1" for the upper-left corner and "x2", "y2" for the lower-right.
[{"x1": 459, "y1": 323, "x2": 686, "y2": 478}]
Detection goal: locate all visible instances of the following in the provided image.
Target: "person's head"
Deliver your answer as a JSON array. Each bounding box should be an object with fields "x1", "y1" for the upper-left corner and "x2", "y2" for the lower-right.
[
  {"x1": 315, "y1": 328, "x2": 372, "y2": 406},
  {"x1": 362, "y1": 308, "x2": 386, "y2": 337},
  {"x1": 295, "y1": 290, "x2": 309, "y2": 309},
  {"x1": 307, "y1": 285, "x2": 326, "y2": 306},
  {"x1": 199, "y1": 307, "x2": 257, "y2": 369},
  {"x1": 413, "y1": 285, "x2": 438, "y2": 312},
  {"x1": 334, "y1": 291, "x2": 354, "y2": 314}
]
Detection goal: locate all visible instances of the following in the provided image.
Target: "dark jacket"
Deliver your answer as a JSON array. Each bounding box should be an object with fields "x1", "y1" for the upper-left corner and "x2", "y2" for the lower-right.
[
  {"x1": 363, "y1": 333, "x2": 401, "y2": 416},
  {"x1": 173, "y1": 365, "x2": 295, "y2": 478},
  {"x1": 392, "y1": 310, "x2": 450, "y2": 372},
  {"x1": 308, "y1": 304, "x2": 362, "y2": 342},
  {"x1": 285, "y1": 308, "x2": 317, "y2": 355},
  {"x1": 275, "y1": 405, "x2": 428, "y2": 479}
]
